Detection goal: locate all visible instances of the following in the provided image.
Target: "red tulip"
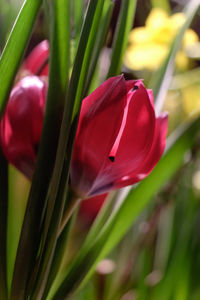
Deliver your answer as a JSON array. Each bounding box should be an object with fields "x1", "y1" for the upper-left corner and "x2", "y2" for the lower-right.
[
  {"x1": 70, "y1": 76, "x2": 168, "y2": 198},
  {"x1": 0, "y1": 76, "x2": 47, "y2": 179},
  {"x1": 0, "y1": 75, "x2": 167, "y2": 197},
  {"x1": 25, "y1": 40, "x2": 49, "y2": 76}
]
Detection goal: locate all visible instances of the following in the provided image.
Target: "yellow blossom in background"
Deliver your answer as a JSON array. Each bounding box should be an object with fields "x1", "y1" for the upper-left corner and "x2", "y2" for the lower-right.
[
  {"x1": 182, "y1": 84, "x2": 200, "y2": 118},
  {"x1": 124, "y1": 8, "x2": 199, "y2": 71},
  {"x1": 163, "y1": 90, "x2": 183, "y2": 134},
  {"x1": 163, "y1": 73, "x2": 200, "y2": 134}
]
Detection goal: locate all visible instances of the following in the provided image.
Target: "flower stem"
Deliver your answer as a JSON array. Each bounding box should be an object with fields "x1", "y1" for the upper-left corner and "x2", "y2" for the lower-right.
[{"x1": 59, "y1": 195, "x2": 81, "y2": 236}]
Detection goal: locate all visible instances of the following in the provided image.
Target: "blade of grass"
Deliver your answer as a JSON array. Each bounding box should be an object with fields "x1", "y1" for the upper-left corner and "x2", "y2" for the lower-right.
[
  {"x1": 73, "y1": 0, "x2": 84, "y2": 50},
  {"x1": 37, "y1": 3, "x2": 106, "y2": 225},
  {"x1": 41, "y1": 202, "x2": 79, "y2": 300},
  {"x1": 52, "y1": 116, "x2": 200, "y2": 298},
  {"x1": 149, "y1": 0, "x2": 200, "y2": 114},
  {"x1": 71, "y1": 0, "x2": 106, "y2": 118},
  {"x1": 28, "y1": 0, "x2": 71, "y2": 286},
  {"x1": 107, "y1": 0, "x2": 137, "y2": 77},
  {"x1": 10, "y1": 0, "x2": 70, "y2": 297},
  {"x1": 26, "y1": 0, "x2": 106, "y2": 297},
  {"x1": 84, "y1": 0, "x2": 114, "y2": 94},
  {"x1": 0, "y1": 0, "x2": 42, "y2": 118},
  {"x1": 41, "y1": 0, "x2": 106, "y2": 230},
  {"x1": 7, "y1": 167, "x2": 30, "y2": 295},
  {"x1": 0, "y1": 147, "x2": 8, "y2": 300}
]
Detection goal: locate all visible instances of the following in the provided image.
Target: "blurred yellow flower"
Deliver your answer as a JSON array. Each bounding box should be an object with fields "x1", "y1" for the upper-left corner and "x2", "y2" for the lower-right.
[
  {"x1": 163, "y1": 72, "x2": 200, "y2": 134},
  {"x1": 182, "y1": 84, "x2": 200, "y2": 118},
  {"x1": 124, "y1": 8, "x2": 199, "y2": 71}
]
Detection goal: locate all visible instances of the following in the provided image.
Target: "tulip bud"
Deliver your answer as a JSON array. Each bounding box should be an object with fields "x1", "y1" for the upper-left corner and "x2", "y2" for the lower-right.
[
  {"x1": 0, "y1": 76, "x2": 47, "y2": 179},
  {"x1": 70, "y1": 75, "x2": 168, "y2": 198}
]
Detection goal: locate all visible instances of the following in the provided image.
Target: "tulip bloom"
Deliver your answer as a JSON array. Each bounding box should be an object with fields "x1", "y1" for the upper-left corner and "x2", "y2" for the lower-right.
[
  {"x1": 0, "y1": 76, "x2": 47, "y2": 179},
  {"x1": 25, "y1": 40, "x2": 49, "y2": 76},
  {"x1": 70, "y1": 76, "x2": 167, "y2": 197},
  {"x1": 0, "y1": 75, "x2": 167, "y2": 197}
]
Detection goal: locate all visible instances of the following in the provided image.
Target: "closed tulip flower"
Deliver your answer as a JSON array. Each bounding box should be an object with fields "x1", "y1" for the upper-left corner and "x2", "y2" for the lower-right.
[
  {"x1": 0, "y1": 75, "x2": 167, "y2": 197},
  {"x1": 0, "y1": 76, "x2": 47, "y2": 179},
  {"x1": 70, "y1": 76, "x2": 168, "y2": 197}
]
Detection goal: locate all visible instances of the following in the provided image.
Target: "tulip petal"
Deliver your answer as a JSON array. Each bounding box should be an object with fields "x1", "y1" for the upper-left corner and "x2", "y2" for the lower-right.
[
  {"x1": 112, "y1": 83, "x2": 155, "y2": 167},
  {"x1": 89, "y1": 82, "x2": 156, "y2": 195},
  {"x1": 0, "y1": 76, "x2": 46, "y2": 179},
  {"x1": 79, "y1": 193, "x2": 107, "y2": 222},
  {"x1": 70, "y1": 75, "x2": 128, "y2": 197},
  {"x1": 25, "y1": 40, "x2": 49, "y2": 76},
  {"x1": 115, "y1": 112, "x2": 168, "y2": 188}
]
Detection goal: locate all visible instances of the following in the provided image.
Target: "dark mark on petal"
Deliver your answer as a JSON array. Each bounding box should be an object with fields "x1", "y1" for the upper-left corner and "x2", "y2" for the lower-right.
[
  {"x1": 132, "y1": 85, "x2": 138, "y2": 91},
  {"x1": 109, "y1": 156, "x2": 115, "y2": 162}
]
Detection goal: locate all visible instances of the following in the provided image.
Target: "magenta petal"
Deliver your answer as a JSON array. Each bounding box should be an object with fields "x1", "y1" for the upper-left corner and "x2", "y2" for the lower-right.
[
  {"x1": 88, "y1": 82, "x2": 156, "y2": 195},
  {"x1": 79, "y1": 193, "x2": 107, "y2": 222},
  {"x1": 109, "y1": 82, "x2": 155, "y2": 172},
  {"x1": 70, "y1": 76, "x2": 128, "y2": 197},
  {"x1": 115, "y1": 112, "x2": 168, "y2": 188},
  {"x1": 25, "y1": 40, "x2": 49, "y2": 76},
  {"x1": 0, "y1": 76, "x2": 47, "y2": 179}
]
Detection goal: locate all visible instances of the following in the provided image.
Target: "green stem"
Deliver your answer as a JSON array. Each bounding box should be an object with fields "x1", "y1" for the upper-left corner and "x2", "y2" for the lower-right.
[
  {"x1": 42, "y1": 200, "x2": 79, "y2": 299},
  {"x1": 58, "y1": 196, "x2": 81, "y2": 236}
]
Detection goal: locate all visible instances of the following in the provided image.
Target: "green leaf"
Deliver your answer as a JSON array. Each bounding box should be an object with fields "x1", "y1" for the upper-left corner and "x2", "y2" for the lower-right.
[
  {"x1": 42, "y1": 202, "x2": 78, "y2": 300},
  {"x1": 73, "y1": 0, "x2": 84, "y2": 50},
  {"x1": 71, "y1": 0, "x2": 106, "y2": 118},
  {"x1": 84, "y1": 0, "x2": 114, "y2": 94},
  {"x1": 7, "y1": 168, "x2": 30, "y2": 295},
  {"x1": 149, "y1": 0, "x2": 200, "y2": 114},
  {"x1": 30, "y1": 1, "x2": 108, "y2": 296},
  {"x1": 42, "y1": 0, "x2": 106, "y2": 223},
  {"x1": 10, "y1": 0, "x2": 70, "y2": 298},
  {"x1": 107, "y1": 0, "x2": 137, "y2": 77},
  {"x1": 27, "y1": 1, "x2": 108, "y2": 297},
  {"x1": 0, "y1": 0, "x2": 42, "y2": 118},
  {"x1": 0, "y1": 147, "x2": 8, "y2": 300},
  {"x1": 52, "y1": 116, "x2": 200, "y2": 299}
]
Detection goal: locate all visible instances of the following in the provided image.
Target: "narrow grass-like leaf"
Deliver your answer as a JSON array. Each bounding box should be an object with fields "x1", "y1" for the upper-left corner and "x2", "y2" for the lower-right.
[
  {"x1": 7, "y1": 168, "x2": 30, "y2": 295},
  {"x1": 0, "y1": 0, "x2": 42, "y2": 118},
  {"x1": 28, "y1": 1, "x2": 107, "y2": 297},
  {"x1": 28, "y1": 1, "x2": 106, "y2": 298},
  {"x1": 43, "y1": 0, "x2": 105, "y2": 219},
  {"x1": 0, "y1": 147, "x2": 8, "y2": 300},
  {"x1": 71, "y1": 0, "x2": 106, "y2": 117},
  {"x1": 42, "y1": 204, "x2": 78, "y2": 300},
  {"x1": 107, "y1": 0, "x2": 137, "y2": 77},
  {"x1": 73, "y1": 0, "x2": 84, "y2": 50},
  {"x1": 84, "y1": 0, "x2": 114, "y2": 94},
  {"x1": 10, "y1": 0, "x2": 70, "y2": 298},
  {"x1": 149, "y1": 0, "x2": 200, "y2": 114},
  {"x1": 52, "y1": 116, "x2": 200, "y2": 298}
]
